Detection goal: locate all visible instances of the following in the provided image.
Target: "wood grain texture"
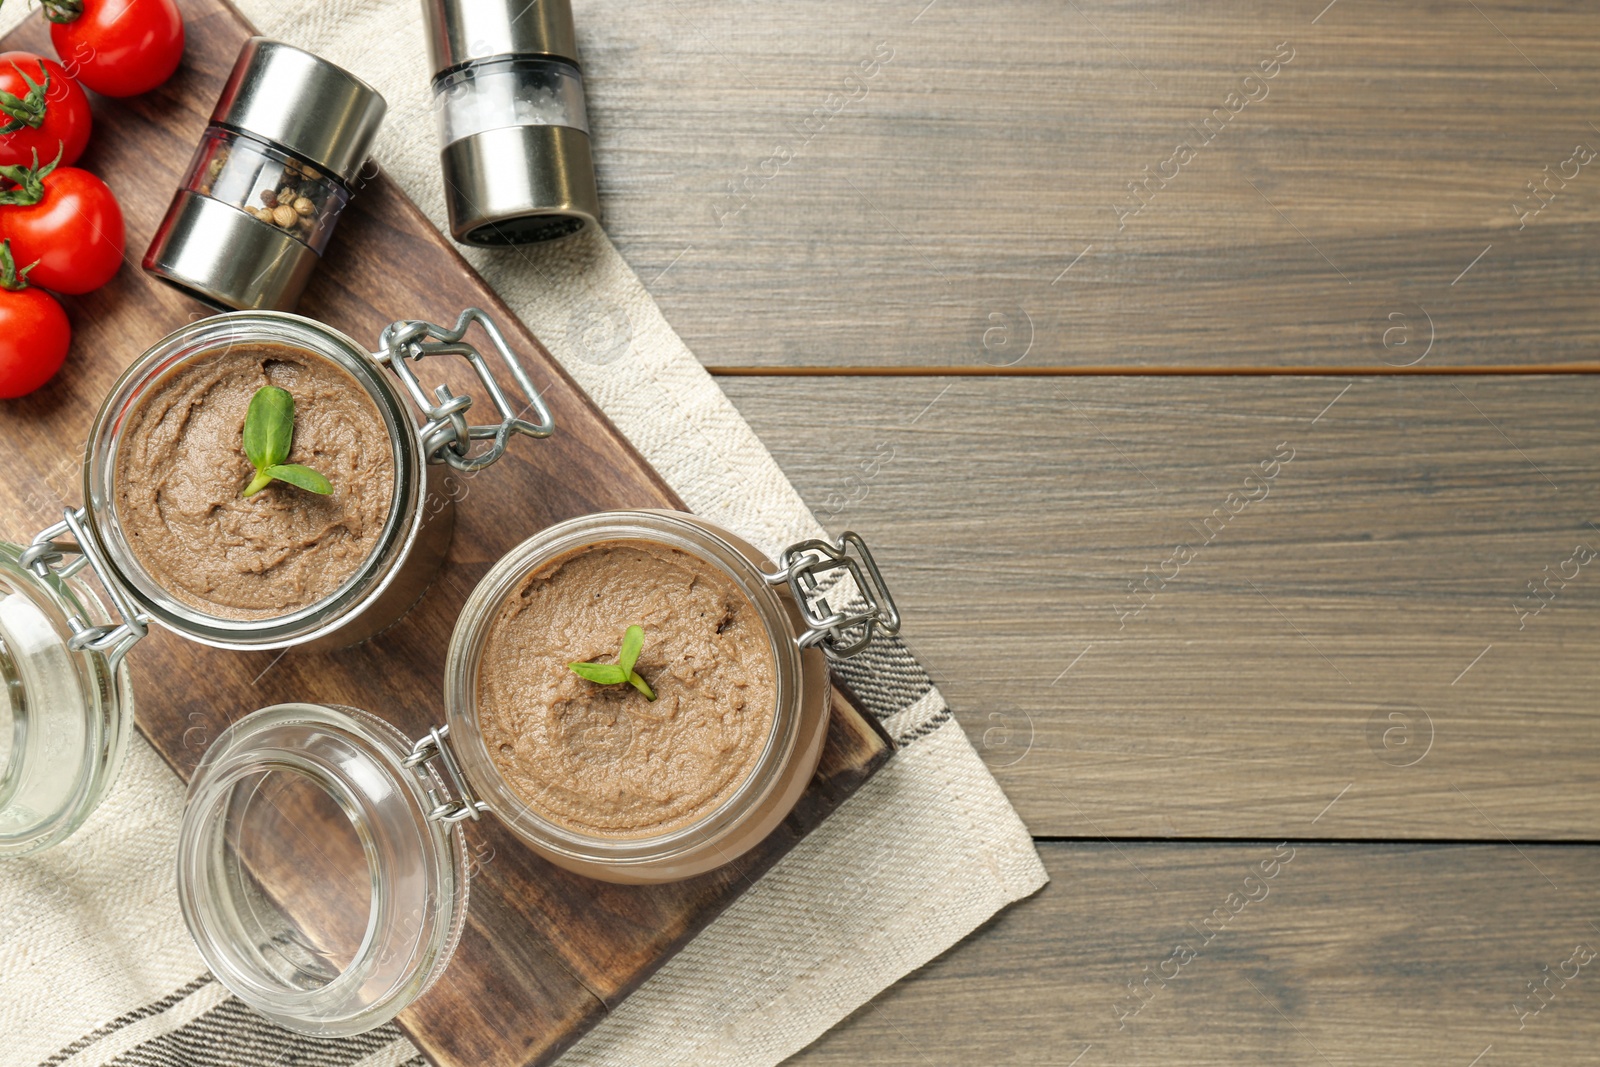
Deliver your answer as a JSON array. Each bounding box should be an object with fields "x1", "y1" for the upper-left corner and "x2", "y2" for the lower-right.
[
  {"x1": 577, "y1": 0, "x2": 1600, "y2": 368},
  {"x1": 723, "y1": 374, "x2": 1600, "y2": 839},
  {"x1": 0, "y1": 4, "x2": 888, "y2": 1065},
  {"x1": 789, "y1": 842, "x2": 1600, "y2": 1065}
]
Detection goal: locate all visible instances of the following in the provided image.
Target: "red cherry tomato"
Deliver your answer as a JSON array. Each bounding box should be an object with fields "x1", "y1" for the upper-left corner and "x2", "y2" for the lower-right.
[
  {"x1": 47, "y1": 0, "x2": 184, "y2": 98},
  {"x1": 0, "y1": 241, "x2": 71, "y2": 399},
  {"x1": 0, "y1": 52, "x2": 92, "y2": 168},
  {"x1": 0, "y1": 159, "x2": 125, "y2": 294}
]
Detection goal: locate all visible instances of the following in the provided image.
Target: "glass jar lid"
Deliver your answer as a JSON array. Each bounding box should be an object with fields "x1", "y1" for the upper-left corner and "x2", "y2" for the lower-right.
[
  {"x1": 175, "y1": 703, "x2": 469, "y2": 1036},
  {"x1": 0, "y1": 542, "x2": 132, "y2": 857}
]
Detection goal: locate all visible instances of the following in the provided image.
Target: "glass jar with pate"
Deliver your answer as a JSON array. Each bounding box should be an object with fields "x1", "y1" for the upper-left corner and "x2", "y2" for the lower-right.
[
  {"x1": 169, "y1": 511, "x2": 900, "y2": 1035},
  {"x1": 0, "y1": 307, "x2": 551, "y2": 857}
]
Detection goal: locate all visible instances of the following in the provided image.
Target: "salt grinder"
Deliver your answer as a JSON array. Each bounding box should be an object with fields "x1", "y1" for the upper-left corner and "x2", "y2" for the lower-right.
[
  {"x1": 424, "y1": 0, "x2": 600, "y2": 245},
  {"x1": 143, "y1": 38, "x2": 387, "y2": 311}
]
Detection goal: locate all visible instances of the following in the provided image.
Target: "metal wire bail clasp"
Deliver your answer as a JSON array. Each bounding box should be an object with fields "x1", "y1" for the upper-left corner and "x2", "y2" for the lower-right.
[
  {"x1": 20, "y1": 507, "x2": 148, "y2": 665},
  {"x1": 766, "y1": 532, "x2": 902, "y2": 659},
  {"x1": 403, "y1": 724, "x2": 490, "y2": 824},
  {"x1": 375, "y1": 307, "x2": 555, "y2": 472}
]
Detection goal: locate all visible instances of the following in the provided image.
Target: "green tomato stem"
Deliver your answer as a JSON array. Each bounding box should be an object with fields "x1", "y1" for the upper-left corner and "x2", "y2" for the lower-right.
[{"x1": 0, "y1": 61, "x2": 49, "y2": 133}]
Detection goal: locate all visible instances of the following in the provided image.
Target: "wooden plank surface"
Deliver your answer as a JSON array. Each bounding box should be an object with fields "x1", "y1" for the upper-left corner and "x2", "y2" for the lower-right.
[
  {"x1": 790, "y1": 842, "x2": 1600, "y2": 1066},
  {"x1": 723, "y1": 375, "x2": 1600, "y2": 839},
  {"x1": 577, "y1": 1, "x2": 1600, "y2": 1060},
  {"x1": 6, "y1": 0, "x2": 1593, "y2": 1061},
  {"x1": 0, "y1": 3, "x2": 889, "y2": 1065},
  {"x1": 578, "y1": 0, "x2": 1600, "y2": 369}
]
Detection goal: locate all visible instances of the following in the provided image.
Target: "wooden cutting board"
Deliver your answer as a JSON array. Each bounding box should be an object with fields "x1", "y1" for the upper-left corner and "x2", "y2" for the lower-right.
[{"x1": 0, "y1": 2, "x2": 892, "y2": 1064}]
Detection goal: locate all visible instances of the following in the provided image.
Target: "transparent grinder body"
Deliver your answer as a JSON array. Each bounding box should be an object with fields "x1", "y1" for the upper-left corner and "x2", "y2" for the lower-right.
[{"x1": 183, "y1": 128, "x2": 351, "y2": 254}]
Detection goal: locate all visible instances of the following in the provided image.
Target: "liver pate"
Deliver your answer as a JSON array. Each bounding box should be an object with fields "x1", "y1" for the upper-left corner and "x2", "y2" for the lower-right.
[
  {"x1": 113, "y1": 343, "x2": 396, "y2": 620},
  {"x1": 477, "y1": 539, "x2": 779, "y2": 838}
]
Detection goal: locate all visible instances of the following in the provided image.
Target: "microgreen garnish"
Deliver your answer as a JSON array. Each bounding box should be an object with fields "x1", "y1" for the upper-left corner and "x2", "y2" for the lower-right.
[
  {"x1": 0, "y1": 239, "x2": 36, "y2": 291},
  {"x1": 568, "y1": 624, "x2": 657, "y2": 700},
  {"x1": 241, "y1": 385, "x2": 332, "y2": 498}
]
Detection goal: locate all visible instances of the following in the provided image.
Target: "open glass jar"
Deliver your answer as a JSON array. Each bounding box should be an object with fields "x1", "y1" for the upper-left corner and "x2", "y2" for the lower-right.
[
  {"x1": 174, "y1": 511, "x2": 900, "y2": 1035},
  {"x1": 0, "y1": 307, "x2": 551, "y2": 857},
  {"x1": 24, "y1": 307, "x2": 552, "y2": 654},
  {"x1": 423, "y1": 0, "x2": 600, "y2": 244}
]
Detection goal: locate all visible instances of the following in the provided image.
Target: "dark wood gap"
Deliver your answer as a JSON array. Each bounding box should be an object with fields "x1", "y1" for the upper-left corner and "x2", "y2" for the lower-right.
[{"x1": 706, "y1": 364, "x2": 1600, "y2": 377}]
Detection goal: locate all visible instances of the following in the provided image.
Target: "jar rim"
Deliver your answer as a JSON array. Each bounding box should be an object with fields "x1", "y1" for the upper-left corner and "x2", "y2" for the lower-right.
[
  {"x1": 444, "y1": 510, "x2": 805, "y2": 871},
  {"x1": 176, "y1": 702, "x2": 468, "y2": 1036},
  {"x1": 83, "y1": 312, "x2": 424, "y2": 650}
]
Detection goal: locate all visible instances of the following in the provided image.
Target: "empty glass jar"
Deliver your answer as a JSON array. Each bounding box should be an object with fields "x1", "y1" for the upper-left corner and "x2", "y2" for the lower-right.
[
  {"x1": 0, "y1": 544, "x2": 132, "y2": 857},
  {"x1": 424, "y1": 0, "x2": 600, "y2": 244}
]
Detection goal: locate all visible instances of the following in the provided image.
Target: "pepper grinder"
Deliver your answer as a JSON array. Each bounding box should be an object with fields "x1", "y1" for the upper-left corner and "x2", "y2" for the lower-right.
[
  {"x1": 424, "y1": 0, "x2": 600, "y2": 245},
  {"x1": 143, "y1": 38, "x2": 387, "y2": 312}
]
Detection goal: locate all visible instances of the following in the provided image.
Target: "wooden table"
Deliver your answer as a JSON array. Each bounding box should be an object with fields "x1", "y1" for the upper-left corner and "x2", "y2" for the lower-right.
[{"x1": 575, "y1": 0, "x2": 1600, "y2": 1061}]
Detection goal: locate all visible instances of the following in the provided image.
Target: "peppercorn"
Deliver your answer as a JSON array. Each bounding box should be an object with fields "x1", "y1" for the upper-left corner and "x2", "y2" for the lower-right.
[
  {"x1": 259, "y1": 189, "x2": 278, "y2": 208},
  {"x1": 293, "y1": 197, "x2": 315, "y2": 217},
  {"x1": 251, "y1": 206, "x2": 275, "y2": 223},
  {"x1": 272, "y1": 204, "x2": 298, "y2": 228}
]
